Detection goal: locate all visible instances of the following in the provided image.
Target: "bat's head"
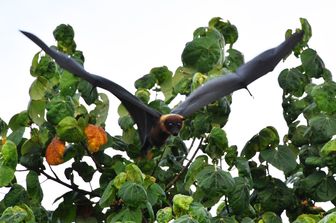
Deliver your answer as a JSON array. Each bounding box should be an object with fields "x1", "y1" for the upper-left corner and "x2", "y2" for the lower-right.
[{"x1": 160, "y1": 114, "x2": 185, "y2": 136}]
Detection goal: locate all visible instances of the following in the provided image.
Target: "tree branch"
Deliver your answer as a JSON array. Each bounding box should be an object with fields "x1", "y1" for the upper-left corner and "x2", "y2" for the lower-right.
[
  {"x1": 40, "y1": 170, "x2": 99, "y2": 197},
  {"x1": 165, "y1": 137, "x2": 204, "y2": 191}
]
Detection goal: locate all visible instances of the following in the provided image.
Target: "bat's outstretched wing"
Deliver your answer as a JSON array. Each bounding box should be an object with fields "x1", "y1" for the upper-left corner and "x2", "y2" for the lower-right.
[
  {"x1": 172, "y1": 31, "x2": 303, "y2": 117},
  {"x1": 21, "y1": 31, "x2": 161, "y2": 147}
]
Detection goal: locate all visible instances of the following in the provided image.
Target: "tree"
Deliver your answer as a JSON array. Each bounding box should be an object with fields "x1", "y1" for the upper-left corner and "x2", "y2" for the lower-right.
[{"x1": 0, "y1": 17, "x2": 335, "y2": 223}]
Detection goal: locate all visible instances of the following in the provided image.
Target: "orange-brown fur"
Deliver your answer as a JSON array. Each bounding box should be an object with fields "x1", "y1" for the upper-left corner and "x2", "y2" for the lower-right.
[{"x1": 149, "y1": 114, "x2": 184, "y2": 147}]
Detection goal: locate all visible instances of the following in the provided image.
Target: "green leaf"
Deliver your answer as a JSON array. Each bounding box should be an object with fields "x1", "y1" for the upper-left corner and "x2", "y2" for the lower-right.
[
  {"x1": 99, "y1": 180, "x2": 116, "y2": 208},
  {"x1": 151, "y1": 66, "x2": 174, "y2": 102},
  {"x1": 204, "y1": 127, "x2": 228, "y2": 160},
  {"x1": 113, "y1": 172, "x2": 127, "y2": 189},
  {"x1": 278, "y1": 68, "x2": 309, "y2": 97},
  {"x1": 301, "y1": 48, "x2": 324, "y2": 78},
  {"x1": 1, "y1": 140, "x2": 18, "y2": 169},
  {"x1": 184, "y1": 155, "x2": 208, "y2": 190},
  {"x1": 311, "y1": 81, "x2": 336, "y2": 114},
  {"x1": 147, "y1": 183, "x2": 165, "y2": 206},
  {"x1": 125, "y1": 163, "x2": 144, "y2": 184},
  {"x1": 308, "y1": 114, "x2": 336, "y2": 144},
  {"x1": 196, "y1": 166, "x2": 234, "y2": 196},
  {"x1": 315, "y1": 176, "x2": 336, "y2": 202},
  {"x1": 228, "y1": 177, "x2": 251, "y2": 214},
  {"x1": 189, "y1": 202, "x2": 211, "y2": 223},
  {"x1": 29, "y1": 76, "x2": 53, "y2": 100},
  {"x1": 78, "y1": 79, "x2": 98, "y2": 105},
  {"x1": 118, "y1": 115, "x2": 134, "y2": 130},
  {"x1": 182, "y1": 36, "x2": 222, "y2": 73},
  {"x1": 72, "y1": 161, "x2": 95, "y2": 182},
  {"x1": 173, "y1": 194, "x2": 193, "y2": 217},
  {"x1": 0, "y1": 118, "x2": 8, "y2": 137},
  {"x1": 209, "y1": 17, "x2": 238, "y2": 45},
  {"x1": 26, "y1": 171, "x2": 43, "y2": 203},
  {"x1": 60, "y1": 70, "x2": 78, "y2": 96},
  {"x1": 260, "y1": 145, "x2": 297, "y2": 174},
  {"x1": 52, "y1": 201, "x2": 76, "y2": 223},
  {"x1": 56, "y1": 116, "x2": 84, "y2": 143},
  {"x1": 225, "y1": 48, "x2": 244, "y2": 71},
  {"x1": 107, "y1": 207, "x2": 142, "y2": 223},
  {"x1": 135, "y1": 73, "x2": 156, "y2": 89},
  {"x1": 9, "y1": 111, "x2": 30, "y2": 131},
  {"x1": 7, "y1": 127, "x2": 26, "y2": 145},
  {"x1": 320, "y1": 139, "x2": 336, "y2": 157},
  {"x1": 30, "y1": 55, "x2": 57, "y2": 79},
  {"x1": 156, "y1": 207, "x2": 173, "y2": 223},
  {"x1": 318, "y1": 212, "x2": 336, "y2": 223},
  {"x1": 46, "y1": 96, "x2": 75, "y2": 125},
  {"x1": 118, "y1": 182, "x2": 147, "y2": 208},
  {"x1": 149, "y1": 99, "x2": 171, "y2": 114},
  {"x1": 241, "y1": 126, "x2": 279, "y2": 159},
  {"x1": 293, "y1": 214, "x2": 322, "y2": 223},
  {"x1": 135, "y1": 88, "x2": 150, "y2": 103},
  {"x1": 90, "y1": 93, "x2": 109, "y2": 126},
  {"x1": 4, "y1": 184, "x2": 29, "y2": 207},
  {"x1": 173, "y1": 215, "x2": 199, "y2": 223},
  {"x1": 261, "y1": 212, "x2": 282, "y2": 223},
  {"x1": 0, "y1": 204, "x2": 35, "y2": 223},
  {"x1": 53, "y1": 24, "x2": 76, "y2": 53},
  {"x1": 28, "y1": 99, "x2": 46, "y2": 126},
  {"x1": 0, "y1": 166, "x2": 15, "y2": 187}
]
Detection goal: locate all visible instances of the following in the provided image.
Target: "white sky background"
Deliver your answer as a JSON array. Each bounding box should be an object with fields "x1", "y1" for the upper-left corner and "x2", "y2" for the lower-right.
[{"x1": 0, "y1": 0, "x2": 335, "y2": 216}]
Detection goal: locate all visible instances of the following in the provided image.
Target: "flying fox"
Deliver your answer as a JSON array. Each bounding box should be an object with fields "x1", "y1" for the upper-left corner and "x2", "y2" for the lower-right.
[{"x1": 21, "y1": 30, "x2": 303, "y2": 152}]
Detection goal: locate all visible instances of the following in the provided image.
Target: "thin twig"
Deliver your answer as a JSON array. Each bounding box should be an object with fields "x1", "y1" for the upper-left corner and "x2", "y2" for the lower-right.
[
  {"x1": 165, "y1": 137, "x2": 204, "y2": 191},
  {"x1": 151, "y1": 146, "x2": 167, "y2": 176},
  {"x1": 41, "y1": 170, "x2": 98, "y2": 197}
]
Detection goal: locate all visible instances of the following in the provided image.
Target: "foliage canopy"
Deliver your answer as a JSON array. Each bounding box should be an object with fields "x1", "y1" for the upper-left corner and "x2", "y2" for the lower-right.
[{"x1": 1, "y1": 18, "x2": 336, "y2": 223}]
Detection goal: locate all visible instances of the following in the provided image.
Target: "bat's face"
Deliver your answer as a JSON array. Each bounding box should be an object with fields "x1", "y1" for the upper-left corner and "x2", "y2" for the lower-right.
[{"x1": 160, "y1": 114, "x2": 185, "y2": 136}]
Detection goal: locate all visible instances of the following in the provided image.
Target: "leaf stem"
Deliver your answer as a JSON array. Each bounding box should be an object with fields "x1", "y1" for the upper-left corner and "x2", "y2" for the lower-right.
[{"x1": 165, "y1": 137, "x2": 204, "y2": 191}]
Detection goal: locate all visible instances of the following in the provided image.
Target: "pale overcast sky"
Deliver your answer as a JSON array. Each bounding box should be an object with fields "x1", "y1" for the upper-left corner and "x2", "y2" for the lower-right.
[{"x1": 1, "y1": 0, "x2": 335, "y2": 211}]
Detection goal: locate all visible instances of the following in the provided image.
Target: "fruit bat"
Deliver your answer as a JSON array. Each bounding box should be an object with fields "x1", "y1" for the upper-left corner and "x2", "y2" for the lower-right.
[{"x1": 21, "y1": 30, "x2": 303, "y2": 153}]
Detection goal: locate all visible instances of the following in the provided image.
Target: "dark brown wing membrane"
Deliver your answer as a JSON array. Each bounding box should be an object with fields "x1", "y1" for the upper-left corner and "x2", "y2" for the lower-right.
[
  {"x1": 172, "y1": 31, "x2": 303, "y2": 117},
  {"x1": 21, "y1": 31, "x2": 161, "y2": 147}
]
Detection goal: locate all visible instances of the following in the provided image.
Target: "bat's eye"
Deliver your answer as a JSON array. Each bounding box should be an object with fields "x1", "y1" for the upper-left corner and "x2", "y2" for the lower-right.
[
  {"x1": 168, "y1": 122, "x2": 174, "y2": 126},
  {"x1": 176, "y1": 122, "x2": 182, "y2": 127}
]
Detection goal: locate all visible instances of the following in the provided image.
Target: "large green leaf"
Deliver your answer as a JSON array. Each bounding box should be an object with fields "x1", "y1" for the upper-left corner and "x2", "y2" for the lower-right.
[
  {"x1": 209, "y1": 17, "x2": 238, "y2": 46},
  {"x1": 156, "y1": 207, "x2": 173, "y2": 223},
  {"x1": 173, "y1": 194, "x2": 193, "y2": 217},
  {"x1": 28, "y1": 99, "x2": 46, "y2": 126},
  {"x1": 196, "y1": 165, "x2": 234, "y2": 196},
  {"x1": 59, "y1": 70, "x2": 78, "y2": 96},
  {"x1": 204, "y1": 127, "x2": 228, "y2": 160},
  {"x1": 182, "y1": 36, "x2": 222, "y2": 73},
  {"x1": 301, "y1": 48, "x2": 324, "y2": 78},
  {"x1": 311, "y1": 81, "x2": 336, "y2": 114},
  {"x1": 0, "y1": 204, "x2": 35, "y2": 223},
  {"x1": 184, "y1": 155, "x2": 209, "y2": 190},
  {"x1": 278, "y1": 68, "x2": 309, "y2": 97},
  {"x1": 26, "y1": 171, "x2": 43, "y2": 203},
  {"x1": 118, "y1": 182, "x2": 147, "y2": 208},
  {"x1": 99, "y1": 180, "x2": 116, "y2": 208},
  {"x1": 189, "y1": 202, "x2": 211, "y2": 223},
  {"x1": 241, "y1": 126, "x2": 279, "y2": 159},
  {"x1": 308, "y1": 114, "x2": 336, "y2": 144},
  {"x1": 260, "y1": 145, "x2": 297, "y2": 174},
  {"x1": 228, "y1": 177, "x2": 251, "y2": 214},
  {"x1": 56, "y1": 116, "x2": 84, "y2": 143},
  {"x1": 46, "y1": 96, "x2": 75, "y2": 125},
  {"x1": 90, "y1": 93, "x2": 109, "y2": 126}
]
